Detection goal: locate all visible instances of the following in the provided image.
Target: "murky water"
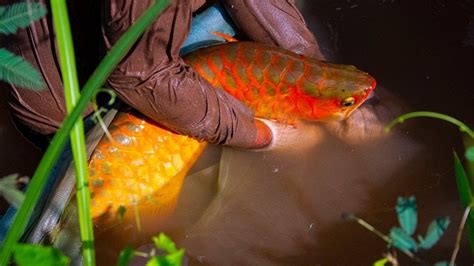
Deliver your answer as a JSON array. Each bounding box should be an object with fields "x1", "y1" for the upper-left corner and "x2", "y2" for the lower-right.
[
  {"x1": 158, "y1": 89, "x2": 467, "y2": 265},
  {"x1": 2, "y1": 0, "x2": 473, "y2": 265}
]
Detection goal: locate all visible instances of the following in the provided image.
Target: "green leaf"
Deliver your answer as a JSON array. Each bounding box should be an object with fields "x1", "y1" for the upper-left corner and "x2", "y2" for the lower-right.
[
  {"x1": 146, "y1": 257, "x2": 159, "y2": 266},
  {"x1": 152, "y1": 233, "x2": 179, "y2": 254},
  {"x1": 373, "y1": 257, "x2": 389, "y2": 266},
  {"x1": 0, "y1": 174, "x2": 25, "y2": 208},
  {"x1": 434, "y1": 261, "x2": 449, "y2": 266},
  {"x1": 13, "y1": 244, "x2": 70, "y2": 266},
  {"x1": 418, "y1": 217, "x2": 450, "y2": 250},
  {"x1": 455, "y1": 152, "x2": 474, "y2": 206},
  {"x1": 390, "y1": 227, "x2": 418, "y2": 252},
  {"x1": 0, "y1": 48, "x2": 45, "y2": 90},
  {"x1": 145, "y1": 250, "x2": 185, "y2": 266},
  {"x1": 466, "y1": 147, "x2": 474, "y2": 161},
  {"x1": 117, "y1": 246, "x2": 135, "y2": 266},
  {"x1": 395, "y1": 196, "x2": 417, "y2": 236},
  {"x1": 454, "y1": 151, "x2": 474, "y2": 253},
  {"x1": 0, "y1": 2, "x2": 46, "y2": 34},
  {"x1": 149, "y1": 233, "x2": 185, "y2": 266}
]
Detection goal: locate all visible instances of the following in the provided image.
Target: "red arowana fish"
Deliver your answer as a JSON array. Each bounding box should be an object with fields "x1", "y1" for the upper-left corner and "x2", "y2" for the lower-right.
[
  {"x1": 68, "y1": 42, "x2": 376, "y2": 251},
  {"x1": 185, "y1": 42, "x2": 376, "y2": 122}
]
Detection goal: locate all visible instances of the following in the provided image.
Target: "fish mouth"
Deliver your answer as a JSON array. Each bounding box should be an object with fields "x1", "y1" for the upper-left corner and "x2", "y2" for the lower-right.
[{"x1": 343, "y1": 82, "x2": 377, "y2": 119}]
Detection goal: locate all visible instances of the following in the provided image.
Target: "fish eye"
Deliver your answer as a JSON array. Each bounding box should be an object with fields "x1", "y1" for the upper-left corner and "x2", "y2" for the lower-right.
[{"x1": 341, "y1": 97, "x2": 355, "y2": 107}]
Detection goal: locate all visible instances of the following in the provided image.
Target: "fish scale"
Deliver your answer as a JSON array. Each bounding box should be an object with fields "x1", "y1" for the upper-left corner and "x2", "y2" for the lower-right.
[{"x1": 86, "y1": 42, "x2": 376, "y2": 232}]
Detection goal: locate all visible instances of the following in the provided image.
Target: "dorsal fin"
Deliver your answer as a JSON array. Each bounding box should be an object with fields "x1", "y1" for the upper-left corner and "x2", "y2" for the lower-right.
[{"x1": 211, "y1": 31, "x2": 238, "y2": 42}]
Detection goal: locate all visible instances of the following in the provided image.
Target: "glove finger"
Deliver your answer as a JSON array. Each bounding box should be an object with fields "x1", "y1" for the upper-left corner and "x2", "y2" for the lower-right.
[{"x1": 222, "y1": 0, "x2": 325, "y2": 59}]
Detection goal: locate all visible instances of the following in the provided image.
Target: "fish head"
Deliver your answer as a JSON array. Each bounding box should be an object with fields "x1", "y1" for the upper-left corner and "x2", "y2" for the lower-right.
[{"x1": 298, "y1": 61, "x2": 376, "y2": 122}]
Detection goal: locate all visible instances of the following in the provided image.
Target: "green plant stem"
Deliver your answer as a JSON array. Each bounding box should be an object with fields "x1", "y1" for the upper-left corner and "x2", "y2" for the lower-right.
[
  {"x1": 92, "y1": 89, "x2": 116, "y2": 142},
  {"x1": 0, "y1": 1, "x2": 170, "y2": 264},
  {"x1": 50, "y1": 0, "x2": 95, "y2": 264},
  {"x1": 343, "y1": 213, "x2": 422, "y2": 263},
  {"x1": 450, "y1": 204, "x2": 472, "y2": 266},
  {"x1": 384, "y1": 111, "x2": 474, "y2": 139}
]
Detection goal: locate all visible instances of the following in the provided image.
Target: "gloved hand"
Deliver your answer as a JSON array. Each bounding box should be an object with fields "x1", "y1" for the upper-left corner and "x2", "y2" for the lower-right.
[{"x1": 102, "y1": 0, "x2": 324, "y2": 149}]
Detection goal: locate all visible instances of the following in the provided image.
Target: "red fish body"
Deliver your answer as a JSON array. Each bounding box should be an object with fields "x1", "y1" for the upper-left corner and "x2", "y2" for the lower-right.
[{"x1": 184, "y1": 42, "x2": 376, "y2": 122}]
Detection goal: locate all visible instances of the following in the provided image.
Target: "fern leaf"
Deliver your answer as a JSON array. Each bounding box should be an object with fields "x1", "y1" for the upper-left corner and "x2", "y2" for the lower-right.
[
  {"x1": 0, "y1": 48, "x2": 45, "y2": 90},
  {"x1": 0, "y1": 2, "x2": 46, "y2": 34}
]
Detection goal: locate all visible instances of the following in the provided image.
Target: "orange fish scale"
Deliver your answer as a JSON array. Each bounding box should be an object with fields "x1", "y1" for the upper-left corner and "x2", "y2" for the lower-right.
[{"x1": 88, "y1": 112, "x2": 205, "y2": 223}]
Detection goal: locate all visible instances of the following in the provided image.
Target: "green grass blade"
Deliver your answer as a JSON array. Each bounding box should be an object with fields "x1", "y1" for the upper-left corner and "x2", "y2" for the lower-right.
[
  {"x1": 50, "y1": 0, "x2": 95, "y2": 264},
  {"x1": 385, "y1": 111, "x2": 474, "y2": 139},
  {"x1": 0, "y1": 48, "x2": 45, "y2": 90},
  {"x1": 0, "y1": 1, "x2": 170, "y2": 264},
  {"x1": 0, "y1": 2, "x2": 46, "y2": 34},
  {"x1": 117, "y1": 246, "x2": 135, "y2": 266},
  {"x1": 454, "y1": 151, "x2": 474, "y2": 254}
]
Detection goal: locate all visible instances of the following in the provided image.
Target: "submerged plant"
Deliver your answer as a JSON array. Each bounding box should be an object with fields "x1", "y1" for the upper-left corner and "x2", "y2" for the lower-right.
[
  {"x1": 117, "y1": 233, "x2": 185, "y2": 266},
  {"x1": 0, "y1": 2, "x2": 46, "y2": 90},
  {"x1": 343, "y1": 196, "x2": 450, "y2": 265}
]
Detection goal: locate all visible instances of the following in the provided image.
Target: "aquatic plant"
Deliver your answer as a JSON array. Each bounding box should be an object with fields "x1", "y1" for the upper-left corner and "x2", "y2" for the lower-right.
[
  {"x1": 343, "y1": 196, "x2": 450, "y2": 265},
  {"x1": 12, "y1": 243, "x2": 70, "y2": 265},
  {"x1": 117, "y1": 233, "x2": 185, "y2": 266},
  {"x1": 0, "y1": 0, "x2": 171, "y2": 265},
  {"x1": 0, "y1": 2, "x2": 46, "y2": 90}
]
